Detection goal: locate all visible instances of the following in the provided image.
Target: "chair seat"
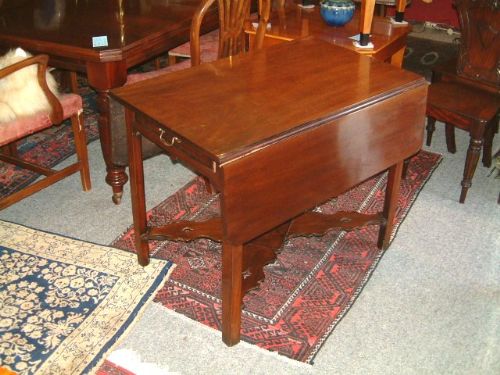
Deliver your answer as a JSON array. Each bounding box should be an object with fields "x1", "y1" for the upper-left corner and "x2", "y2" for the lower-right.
[
  {"x1": 428, "y1": 81, "x2": 499, "y2": 128},
  {"x1": 0, "y1": 93, "x2": 82, "y2": 147},
  {"x1": 426, "y1": 80, "x2": 498, "y2": 203},
  {"x1": 168, "y1": 29, "x2": 219, "y2": 63}
]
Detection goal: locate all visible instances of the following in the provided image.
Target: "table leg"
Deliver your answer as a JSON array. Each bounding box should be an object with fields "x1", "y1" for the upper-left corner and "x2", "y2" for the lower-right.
[
  {"x1": 86, "y1": 60, "x2": 129, "y2": 204},
  {"x1": 96, "y1": 90, "x2": 129, "y2": 204},
  {"x1": 126, "y1": 108, "x2": 150, "y2": 266},
  {"x1": 221, "y1": 241, "x2": 244, "y2": 346},
  {"x1": 378, "y1": 161, "x2": 403, "y2": 249}
]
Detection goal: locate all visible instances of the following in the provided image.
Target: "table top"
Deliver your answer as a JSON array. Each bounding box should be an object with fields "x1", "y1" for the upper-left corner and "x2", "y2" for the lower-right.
[
  {"x1": 246, "y1": 3, "x2": 410, "y2": 56},
  {"x1": 0, "y1": 0, "x2": 217, "y2": 66},
  {"x1": 111, "y1": 37, "x2": 425, "y2": 165}
]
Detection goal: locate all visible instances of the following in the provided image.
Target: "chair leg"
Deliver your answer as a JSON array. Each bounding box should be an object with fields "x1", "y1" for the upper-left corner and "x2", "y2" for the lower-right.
[
  {"x1": 482, "y1": 119, "x2": 495, "y2": 168},
  {"x1": 426, "y1": 117, "x2": 436, "y2": 146},
  {"x1": 459, "y1": 128, "x2": 483, "y2": 203},
  {"x1": 445, "y1": 123, "x2": 456, "y2": 153},
  {"x1": 70, "y1": 111, "x2": 91, "y2": 191}
]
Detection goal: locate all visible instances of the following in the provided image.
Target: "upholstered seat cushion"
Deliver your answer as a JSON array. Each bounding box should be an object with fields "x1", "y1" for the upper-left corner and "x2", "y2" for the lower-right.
[
  {"x1": 0, "y1": 93, "x2": 82, "y2": 147},
  {"x1": 168, "y1": 29, "x2": 219, "y2": 62}
]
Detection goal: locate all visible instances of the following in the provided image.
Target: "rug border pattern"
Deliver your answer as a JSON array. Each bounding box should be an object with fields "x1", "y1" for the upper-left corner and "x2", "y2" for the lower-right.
[{"x1": 0, "y1": 220, "x2": 174, "y2": 375}]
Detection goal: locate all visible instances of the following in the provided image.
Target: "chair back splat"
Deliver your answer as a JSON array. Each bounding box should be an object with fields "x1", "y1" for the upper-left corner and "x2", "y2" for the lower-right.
[
  {"x1": 190, "y1": 0, "x2": 270, "y2": 66},
  {"x1": 455, "y1": 0, "x2": 500, "y2": 90}
]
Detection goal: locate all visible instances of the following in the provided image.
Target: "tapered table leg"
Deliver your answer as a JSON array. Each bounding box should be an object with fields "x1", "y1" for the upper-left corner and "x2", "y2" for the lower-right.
[
  {"x1": 126, "y1": 108, "x2": 150, "y2": 266},
  {"x1": 378, "y1": 161, "x2": 403, "y2": 249},
  {"x1": 221, "y1": 241, "x2": 244, "y2": 346}
]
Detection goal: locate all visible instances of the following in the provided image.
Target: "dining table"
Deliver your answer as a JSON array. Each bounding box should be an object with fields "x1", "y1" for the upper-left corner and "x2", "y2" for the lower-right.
[
  {"x1": 110, "y1": 37, "x2": 428, "y2": 346},
  {"x1": 0, "y1": 0, "x2": 218, "y2": 200}
]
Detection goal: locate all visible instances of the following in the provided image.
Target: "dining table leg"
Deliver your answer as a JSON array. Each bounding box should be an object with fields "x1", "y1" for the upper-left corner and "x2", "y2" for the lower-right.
[
  {"x1": 221, "y1": 241, "x2": 244, "y2": 346},
  {"x1": 378, "y1": 161, "x2": 404, "y2": 249},
  {"x1": 86, "y1": 60, "x2": 130, "y2": 204},
  {"x1": 125, "y1": 108, "x2": 150, "y2": 266}
]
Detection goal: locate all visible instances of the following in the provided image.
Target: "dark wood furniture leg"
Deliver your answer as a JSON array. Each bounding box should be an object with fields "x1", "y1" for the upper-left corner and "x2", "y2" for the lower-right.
[
  {"x1": 482, "y1": 119, "x2": 495, "y2": 168},
  {"x1": 126, "y1": 109, "x2": 150, "y2": 266},
  {"x1": 97, "y1": 89, "x2": 129, "y2": 204},
  {"x1": 378, "y1": 161, "x2": 403, "y2": 249},
  {"x1": 86, "y1": 61, "x2": 129, "y2": 204},
  {"x1": 445, "y1": 123, "x2": 457, "y2": 153},
  {"x1": 426, "y1": 117, "x2": 436, "y2": 146},
  {"x1": 460, "y1": 122, "x2": 485, "y2": 203},
  {"x1": 221, "y1": 241, "x2": 244, "y2": 346}
]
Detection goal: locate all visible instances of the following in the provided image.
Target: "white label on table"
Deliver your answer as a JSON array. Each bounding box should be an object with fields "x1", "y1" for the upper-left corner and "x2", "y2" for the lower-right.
[{"x1": 92, "y1": 36, "x2": 109, "y2": 48}]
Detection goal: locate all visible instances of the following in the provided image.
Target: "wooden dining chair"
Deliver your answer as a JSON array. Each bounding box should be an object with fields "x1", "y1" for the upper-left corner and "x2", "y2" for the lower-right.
[
  {"x1": 0, "y1": 54, "x2": 91, "y2": 210},
  {"x1": 167, "y1": 0, "x2": 278, "y2": 65},
  {"x1": 425, "y1": 0, "x2": 499, "y2": 203},
  {"x1": 108, "y1": 0, "x2": 271, "y2": 204}
]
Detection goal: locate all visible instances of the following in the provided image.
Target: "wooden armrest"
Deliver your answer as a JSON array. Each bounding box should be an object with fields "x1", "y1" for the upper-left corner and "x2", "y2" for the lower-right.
[
  {"x1": 0, "y1": 54, "x2": 63, "y2": 123},
  {"x1": 190, "y1": 0, "x2": 217, "y2": 67}
]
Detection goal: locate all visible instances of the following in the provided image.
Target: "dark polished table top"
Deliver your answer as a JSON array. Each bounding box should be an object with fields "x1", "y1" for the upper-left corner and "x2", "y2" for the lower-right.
[
  {"x1": 0, "y1": 0, "x2": 217, "y2": 68},
  {"x1": 0, "y1": 0, "x2": 219, "y2": 202}
]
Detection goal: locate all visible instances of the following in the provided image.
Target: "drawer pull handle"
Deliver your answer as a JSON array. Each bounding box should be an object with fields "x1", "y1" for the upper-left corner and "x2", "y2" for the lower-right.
[{"x1": 158, "y1": 129, "x2": 181, "y2": 147}]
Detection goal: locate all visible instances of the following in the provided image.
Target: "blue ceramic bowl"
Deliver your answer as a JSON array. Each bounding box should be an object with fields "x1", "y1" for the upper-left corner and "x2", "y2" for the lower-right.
[{"x1": 320, "y1": 0, "x2": 355, "y2": 27}]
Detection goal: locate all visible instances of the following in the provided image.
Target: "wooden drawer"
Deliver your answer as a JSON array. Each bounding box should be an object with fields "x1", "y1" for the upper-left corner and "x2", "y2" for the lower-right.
[{"x1": 133, "y1": 112, "x2": 222, "y2": 188}]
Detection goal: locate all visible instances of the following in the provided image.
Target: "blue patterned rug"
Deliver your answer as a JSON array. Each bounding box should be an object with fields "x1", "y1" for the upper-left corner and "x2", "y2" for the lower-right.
[{"x1": 0, "y1": 221, "x2": 174, "y2": 374}]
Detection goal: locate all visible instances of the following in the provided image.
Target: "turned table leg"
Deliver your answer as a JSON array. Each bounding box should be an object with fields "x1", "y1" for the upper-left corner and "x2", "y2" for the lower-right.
[
  {"x1": 95, "y1": 90, "x2": 129, "y2": 204},
  {"x1": 86, "y1": 60, "x2": 129, "y2": 204},
  {"x1": 221, "y1": 241, "x2": 244, "y2": 346}
]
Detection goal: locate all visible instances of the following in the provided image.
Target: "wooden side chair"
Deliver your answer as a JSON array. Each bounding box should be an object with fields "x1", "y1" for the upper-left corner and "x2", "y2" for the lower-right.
[
  {"x1": 425, "y1": 0, "x2": 499, "y2": 203},
  {"x1": 108, "y1": 0, "x2": 270, "y2": 204},
  {"x1": 0, "y1": 54, "x2": 91, "y2": 210},
  {"x1": 167, "y1": 0, "x2": 276, "y2": 65}
]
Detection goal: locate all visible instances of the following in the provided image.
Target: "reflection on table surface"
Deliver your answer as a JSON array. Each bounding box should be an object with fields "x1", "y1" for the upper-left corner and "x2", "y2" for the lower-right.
[
  {"x1": 247, "y1": 2, "x2": 409, "y2": 56},
  {"x1": 0, "y1": 0, "x2": 209, "y2": 50}
]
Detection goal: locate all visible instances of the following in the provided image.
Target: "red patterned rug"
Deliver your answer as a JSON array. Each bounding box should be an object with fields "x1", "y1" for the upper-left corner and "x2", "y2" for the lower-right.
[{"x1": 111, "y1": 150, "x2": 441, "y2": 364}]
